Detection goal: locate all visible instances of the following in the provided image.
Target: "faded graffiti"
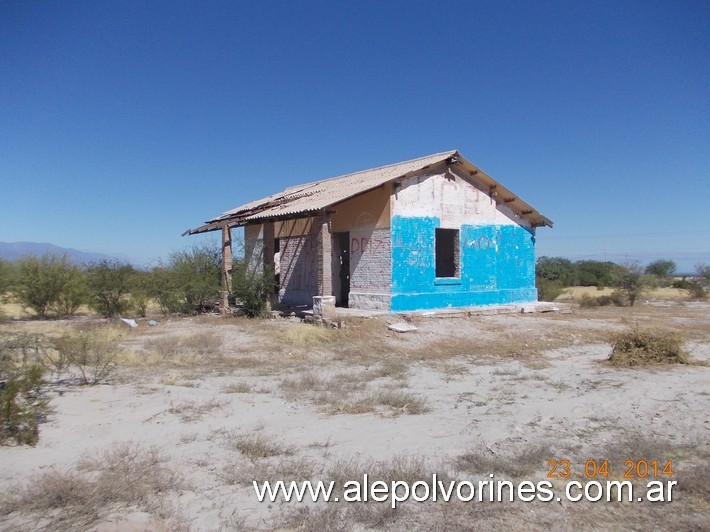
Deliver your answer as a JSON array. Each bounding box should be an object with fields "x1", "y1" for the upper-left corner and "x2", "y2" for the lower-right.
[
  {"x1": 351, "y1": 236, "x2": 386, "y2": 255},
  {"x1": 462, "y1": 232, "x2": 502, "y2": 251},
  {"x1": 349, "y1": 229, "x2": 391, "y2": 292}
]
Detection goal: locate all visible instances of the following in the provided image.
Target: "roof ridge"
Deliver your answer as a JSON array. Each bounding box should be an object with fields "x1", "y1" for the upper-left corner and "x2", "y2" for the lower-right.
[{"x1": 282, "y1": 149, "x2": 458, "y2": 192}]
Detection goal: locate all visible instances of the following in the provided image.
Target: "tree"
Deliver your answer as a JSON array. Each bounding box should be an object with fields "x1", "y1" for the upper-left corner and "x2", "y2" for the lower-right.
[
  {"x1": 0, "y1": 259, "x2": 13, "y2": 303},
  {"x1": 696, "y1": 264, "x2": 710, "y2": 287},
  {"x1": 146, "y1": 266, "x2": 183, "y2": 315},
  {"x1": 86, "y1": 261, "x2": 134, "y2": 317},
  {"x1": 613, "y1": 262, "x2": 652, "y2": 306},
  {"x1": 129, "y1": 269, "x2": 152, "y2": 317},
  {"x1": 167, "y1": 243, "x2": 221, "y2": 314},
  {"x1": 688, "y1": 263, "x2": 710, "y2": 299},
  {"x1": 51, "y1": 264, "x2": 86, "y2": 317},
  {"x1": 14, "y1": 254, "x2": 80, "y2": 318},
  {"x1": 645, "y1": 259, "x2": 676, "y2": 279},
  {"x1": 536, "y1": 256, "x2": 576, "y2": 286},
  {"x1": 575, "y1": 260, "x2": 625, "y2": 287}
]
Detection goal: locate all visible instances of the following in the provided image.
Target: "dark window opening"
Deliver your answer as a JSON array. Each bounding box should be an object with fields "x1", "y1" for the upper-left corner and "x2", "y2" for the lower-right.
[{"x1": 435, "y1": 228, "x2": 459, "y2": 278}]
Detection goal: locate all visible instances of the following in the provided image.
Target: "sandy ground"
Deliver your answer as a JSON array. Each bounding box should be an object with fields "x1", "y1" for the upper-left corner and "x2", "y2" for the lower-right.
[{"x1": 0, "y1": 300, "x2": 708, "y2": 530}]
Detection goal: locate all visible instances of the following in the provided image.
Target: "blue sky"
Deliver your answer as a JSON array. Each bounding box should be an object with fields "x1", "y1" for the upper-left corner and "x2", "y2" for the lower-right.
[{"x1": 1, "y1": 1, "x2": 708, "y2": 272}]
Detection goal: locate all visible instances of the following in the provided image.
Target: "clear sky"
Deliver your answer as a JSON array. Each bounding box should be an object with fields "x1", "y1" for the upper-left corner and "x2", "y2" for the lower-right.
[{"x1": 1, "y1": 1, "x2": 708, "y2": 272}]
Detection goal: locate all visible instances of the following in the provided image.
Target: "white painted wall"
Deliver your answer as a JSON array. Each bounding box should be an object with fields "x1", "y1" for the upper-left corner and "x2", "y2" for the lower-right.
[{"x1": 392, "y1": 167, "x2": 531, "y2": 229}]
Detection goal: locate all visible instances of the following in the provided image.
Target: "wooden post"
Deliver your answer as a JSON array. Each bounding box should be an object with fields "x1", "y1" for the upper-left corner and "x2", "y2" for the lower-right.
[
  {"x1": 262, "y1": 222, "x2": 275, "y2": 311},
  {"x1": 220, "y1": 225, "x2": 232, "y2": 314}
]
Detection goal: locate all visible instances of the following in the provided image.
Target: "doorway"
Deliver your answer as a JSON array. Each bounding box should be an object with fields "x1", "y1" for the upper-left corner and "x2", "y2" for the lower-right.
[{"x1": 334, "y1": 232, "x2": 350, "y2": 307}]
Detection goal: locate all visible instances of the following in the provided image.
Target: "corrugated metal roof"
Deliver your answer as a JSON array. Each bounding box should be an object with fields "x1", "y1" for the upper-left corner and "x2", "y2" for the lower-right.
[{"x1": 185, "y1": 150, "x2": 552, "y2": 234}]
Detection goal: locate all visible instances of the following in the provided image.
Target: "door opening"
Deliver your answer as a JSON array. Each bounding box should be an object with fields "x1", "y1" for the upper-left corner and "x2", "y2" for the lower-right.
[{"x1": 335, "y1": 232, "x2": 350, "y2": 307}]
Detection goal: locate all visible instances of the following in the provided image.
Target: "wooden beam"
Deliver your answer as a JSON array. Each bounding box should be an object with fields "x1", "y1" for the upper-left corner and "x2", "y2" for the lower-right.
[{"x1": 220, "y1": 225, "x2": 232, "y2": 315}]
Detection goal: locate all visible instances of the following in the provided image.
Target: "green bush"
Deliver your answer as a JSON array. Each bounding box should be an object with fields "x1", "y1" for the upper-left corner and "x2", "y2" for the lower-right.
[
  {"x1": 579, "y1": 294, "x2": 599, "y2": 308},
  {"x1": 129, "y1": 270, "x2": 152, "y2": 317},
  {"x1": 612, "y1": 263, "x2": 653, "y2": 307},
  {"x1": 672, "y1": 278, "x2": 693, "y2": 290},
  {"x1": 167, "y1": 243, "x2": 221, "y2": 314},
  {"x1": 575, "y1": 260, "x2": 626, "y2": 288},
  {"x1": 51, "y1": 266, "x2": 86, "y2": 317},
  {"x1": 644, "y1": 260, "x2": 676, "y2": 286},
  {"x1": 14, "y1": 254, "x2": 84, "y2": 318},
  {"x1": 0, "y1": 259, "x2": 13, "y2": 301},
  {"x1": 536, "y1": 278, "x2": 564, "y2": 301},
  {"x1": 0, "y1": 334, "x2": 49, "y2": 446},
  {"x1": 146, "y1": 267, "x2": 183, "y2": 315},
  {"x1": 536, "y1": 256, "x2": 576, "y2": 286},
  {"x1": 86, "y1": 261, "x2": 134, "y2": 317},
  {"x1": 232, "y1": 262, "x2": 275, "y2": 318},
  {"x1": 686, "y1": 282, "x2": 707, "y2": 299},
  {"x1": 51, "y1": 327, "x2": 123, "y2": 385}
]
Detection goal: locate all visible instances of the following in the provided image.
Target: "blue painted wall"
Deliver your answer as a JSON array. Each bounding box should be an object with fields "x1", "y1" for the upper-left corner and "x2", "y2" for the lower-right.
[{"x1": 391, "y1": 215, "x2": 537, "y2": 311}]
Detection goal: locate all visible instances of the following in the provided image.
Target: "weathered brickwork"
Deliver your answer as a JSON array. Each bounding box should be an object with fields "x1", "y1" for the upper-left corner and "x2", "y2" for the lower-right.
[
  {"x1": 348, "y1": 227, "x2": 391, "y2": 310},
  {"x1": 279, "y1": 232, "x2": 319, "y2": 306}
]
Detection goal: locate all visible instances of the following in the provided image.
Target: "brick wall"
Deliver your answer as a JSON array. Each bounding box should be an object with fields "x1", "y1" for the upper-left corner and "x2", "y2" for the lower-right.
[
  {"x1": 279, "y1": 232, "x2": 319, "y2": 306},
  {"x1": 349, "y1": 227, "x2": 391, "y2": 310}
]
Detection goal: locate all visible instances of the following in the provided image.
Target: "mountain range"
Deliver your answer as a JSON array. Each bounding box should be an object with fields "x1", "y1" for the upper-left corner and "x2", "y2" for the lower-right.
[{"x1": 0, "y1": 241, "x2": 136, "y2": 266}]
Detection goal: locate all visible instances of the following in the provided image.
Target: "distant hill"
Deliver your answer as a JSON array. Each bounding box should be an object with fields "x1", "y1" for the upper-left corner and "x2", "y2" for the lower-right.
[{"x1": 0, "y1": 242, "x2": 134, "y2": 266}]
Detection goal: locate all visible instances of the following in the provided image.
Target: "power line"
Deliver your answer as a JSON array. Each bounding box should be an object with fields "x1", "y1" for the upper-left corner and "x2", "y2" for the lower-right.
[{"x1": 544, "y1": 230, "x2": 710, "y2": 240}]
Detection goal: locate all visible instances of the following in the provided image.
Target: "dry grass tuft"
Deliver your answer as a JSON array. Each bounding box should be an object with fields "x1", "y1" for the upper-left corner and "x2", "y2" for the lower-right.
[
  {"x1": 222, "y1": 456, "x2": 316, "y2": 486},
  {"x1": 456, "y1": 445, "x2": 552, "y2": 478},
  {"x1": 279, "y1": 324, "x2": 336, "y2": 347},
  {"x1": 608, "y1": 327, "x2": 689, "y2": 366},
  {"x1": 227, "y1": 433, "x2": 296, "y2": 460},
  {"x1": 142, "y1": 332, "x2": 224, "y2": 365},
  {"x1": 370, "y1": 389, "x2": 429, "y2": 415},
  {"x1": 222, "y1": 381, "x2": 252, "y2": 393},
  {"x1": 167, "y1": 398, "x2": 226, "y2": 422},
  {"x1": 0, "y1": 444, "x2": 180, "y2": 530},
  {"x1": 281, "y1": 372, "x2": 328, "y2": 394}
]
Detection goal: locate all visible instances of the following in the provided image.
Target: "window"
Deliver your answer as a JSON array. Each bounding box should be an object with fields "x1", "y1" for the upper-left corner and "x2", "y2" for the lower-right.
[{"x1": 435, "y1": 228, "x2": 459, "y2": 278}]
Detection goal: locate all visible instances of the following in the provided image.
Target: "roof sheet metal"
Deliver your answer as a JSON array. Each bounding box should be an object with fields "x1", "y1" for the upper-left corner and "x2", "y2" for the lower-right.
[
  {"x1": 216, "y1": 150, "x2": 456, "y2": 223},
  {"x1": 186, "y1": 150, "x2": 552, "y2": 234}
]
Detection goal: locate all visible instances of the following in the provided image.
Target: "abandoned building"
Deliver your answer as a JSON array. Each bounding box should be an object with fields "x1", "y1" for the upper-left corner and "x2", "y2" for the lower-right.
[{"x1": 185, "y1": 150, "x2": 552, "y2": 312}]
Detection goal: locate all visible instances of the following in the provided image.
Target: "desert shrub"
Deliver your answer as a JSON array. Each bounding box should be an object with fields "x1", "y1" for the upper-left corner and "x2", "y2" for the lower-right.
[
  {"x1": 147, "y1": 266, "x2": 183, "y2": 314},
  {"x1": 599, "y1": 291, "x2": 626, "y2": 306},
  {"x1": 0, "y1": 258, "x2": 13, "y2": 300},
  {"x1": 608, "y1": 327, "x2": 688, "y2": 367},
  {"x1": 536, "y1": 256, "x2": 576, "y2": 286},
  {"x1": 51, "y1": 266, "x2": 87, "y2": 317},
  {"x1": 129, "y1": 269, "x2": 152, "y2": 317},
  {"x1": 612, "y1": 262, "x2": 653, "y2": 306},
  {"x1": 167, "y1": 243, "x2": 221, "y2": 314},
  {"x1": 14, "y1": 253, "x2": 85, "y2": 318},
  {"x1": 686, "y1": 264, "x2": 710, "y2": 300},
  {"x1": 0, "y1": 334, "x2": 49, "y2": 446},
  {"x1": 280, "y1": 324, "x2": 335, "y2": 346},
  {"x1": 85, "y1": 260, "x2": 134, "y2": 317},
  {"x1": 697, "y1": 264, "x2": 710, "y2": 285},
  {"x1": 456, "y1": 444, "x2": 552, "y2": 478},
  {"x1": 51, "y1": 326, "x2": 123, "y2": 384},
  {"x1": 645, "y1": 259, "x2": 676, "y2": 286},
  {"x1": 1, "y1": 444, "x2": 180, "y2": 528},
  {"x1": 581, "y1": 291, "x2": 626, "y2": 307},
  {"x1": 232, "y1": 262, "x2": 275, "y2": 318},
  {"x1": 686, "y1": 282, "x2": 707, "y2": 300},
  {"x1": 536, "y1": 278, "x2": 564, "y2": 301},
  {"x1": 575, "y1": 260, "x2": 626, "y2": 287},
  {"x1": 578, "y1": 294, "x2": 598, "y2": 308}
]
